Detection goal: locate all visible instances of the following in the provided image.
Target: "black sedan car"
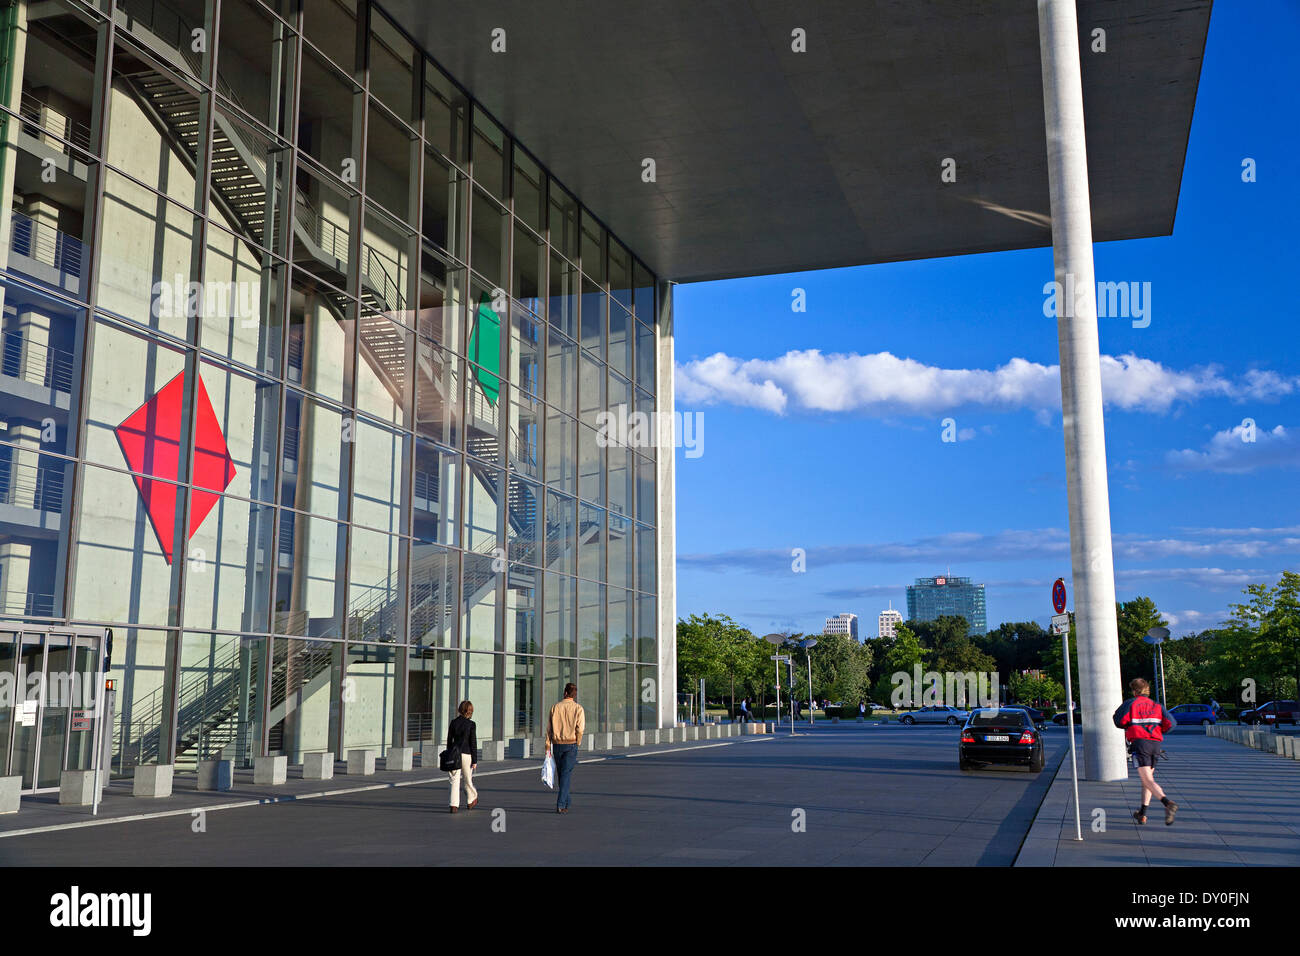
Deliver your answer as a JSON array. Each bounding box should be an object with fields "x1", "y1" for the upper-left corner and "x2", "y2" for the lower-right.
[
  {"x1": 1004, "y1": 704, "x2": 1047, "y2": 729},
  {"x1": 959, "y1": 708, "x2": 1045, "y2": 772}
]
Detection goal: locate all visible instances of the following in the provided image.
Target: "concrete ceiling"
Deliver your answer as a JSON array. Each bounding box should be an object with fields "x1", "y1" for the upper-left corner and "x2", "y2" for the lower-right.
[{"x1": 380, "y1": 0, "x2": 1212, "y2": 283}]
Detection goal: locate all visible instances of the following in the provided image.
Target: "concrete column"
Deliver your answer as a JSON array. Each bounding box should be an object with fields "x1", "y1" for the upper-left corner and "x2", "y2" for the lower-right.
[{"x1": 1037, "y1": 0, "x2": 1127, "y2": 782}]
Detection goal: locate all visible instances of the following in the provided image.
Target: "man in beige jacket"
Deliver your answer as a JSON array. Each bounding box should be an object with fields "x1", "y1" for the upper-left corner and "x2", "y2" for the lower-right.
[{"x1": 545, "y1": 683, "x2": 585, "y2": 813}]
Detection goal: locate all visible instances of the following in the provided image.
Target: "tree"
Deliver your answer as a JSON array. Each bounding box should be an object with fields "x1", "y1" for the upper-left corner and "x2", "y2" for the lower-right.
[{"x1": 872, "y1": 626, "x2": 926, "y2": 707}]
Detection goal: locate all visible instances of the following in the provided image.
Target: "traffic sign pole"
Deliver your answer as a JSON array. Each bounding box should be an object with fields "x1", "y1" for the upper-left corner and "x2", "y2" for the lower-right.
[{"x1": 1055, "y1": 577, "x2": 1082, "y2": 842}]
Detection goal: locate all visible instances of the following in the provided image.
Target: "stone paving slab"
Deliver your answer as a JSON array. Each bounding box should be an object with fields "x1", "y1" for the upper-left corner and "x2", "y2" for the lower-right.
[{"x1": 1016, "y1": 729, "x2": 1300, "y2": 866}]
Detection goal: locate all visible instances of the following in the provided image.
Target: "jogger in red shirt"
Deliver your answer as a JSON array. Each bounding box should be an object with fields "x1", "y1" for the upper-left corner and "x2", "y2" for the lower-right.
[{"x1": 1113, "y1": 677, "x2": 1178, "y2": 825}]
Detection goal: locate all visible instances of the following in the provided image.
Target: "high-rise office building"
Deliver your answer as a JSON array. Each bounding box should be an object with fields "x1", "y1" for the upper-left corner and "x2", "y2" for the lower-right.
[
  {"x1": 906, "y1": 575, "x2": 987, "y2": 634},
  {"x1": 823, "y1": 613, "x2": 858, "y2": 640}
]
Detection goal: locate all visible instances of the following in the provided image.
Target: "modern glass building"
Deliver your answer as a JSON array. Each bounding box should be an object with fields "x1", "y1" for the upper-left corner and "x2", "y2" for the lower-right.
[
  {"x1": 0, "y1": 0, "x2": 672, "y2": 788},
  {"x1": 905, "y1": 576, "x2": 987, "y2": 635}
]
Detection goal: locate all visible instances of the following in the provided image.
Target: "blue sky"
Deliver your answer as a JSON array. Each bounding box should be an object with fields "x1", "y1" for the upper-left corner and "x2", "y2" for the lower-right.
[{"x1": 671, "y1": 0, "x2": 1299, "y2": 639}]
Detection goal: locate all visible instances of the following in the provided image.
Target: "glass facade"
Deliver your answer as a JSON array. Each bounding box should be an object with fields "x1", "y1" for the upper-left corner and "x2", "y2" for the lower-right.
[
  {"x1": 905, "y1": 576, "x2": 987, "y2": 635},
  {"x1": 0, "y1": 0, "x2": 663, "y2": 776}
]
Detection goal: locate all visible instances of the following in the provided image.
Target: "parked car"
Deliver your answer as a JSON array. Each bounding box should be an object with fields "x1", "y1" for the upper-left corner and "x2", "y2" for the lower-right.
[
  {"x1": 959, "y1": 708, "x2": 1045, "y2": 772},
  {"x1": 1169, "y1": 703, "x2": 1218, "y2": 725},
  {"x1": 899, "y1": 705, "x2": 970, "y2": 725},
  {"x1": 1004, "y1": 704, "x2": 1047, "y2": 729},
  {"x1": 1238, "y1": 700, "x2": 1300, "y2": 726},
  {"x1": 1051, "y1": 707, "x2": 1083, "y2": 727}
]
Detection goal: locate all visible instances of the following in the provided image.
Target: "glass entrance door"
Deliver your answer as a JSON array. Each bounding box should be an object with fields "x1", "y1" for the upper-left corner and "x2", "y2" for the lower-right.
[{"x1": 0, "y1": 627, "x2": 105, "y2": 793}]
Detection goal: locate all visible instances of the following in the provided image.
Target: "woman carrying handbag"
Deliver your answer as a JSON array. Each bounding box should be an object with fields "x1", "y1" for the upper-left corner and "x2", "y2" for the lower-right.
[{"x1": 441, "y1": 700, "x2": 479, "y2": 813}]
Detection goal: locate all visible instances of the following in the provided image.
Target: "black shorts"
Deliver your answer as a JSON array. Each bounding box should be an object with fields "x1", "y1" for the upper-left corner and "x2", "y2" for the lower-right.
[{"x1": 1131, "y1": 739, "x2": 1162, "y2": 768}]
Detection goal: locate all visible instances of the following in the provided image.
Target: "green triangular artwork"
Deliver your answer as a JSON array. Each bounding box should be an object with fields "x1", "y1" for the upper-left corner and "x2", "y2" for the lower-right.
[{"x1": 469, "y1": 291, "x2": 502, "y2": 406}]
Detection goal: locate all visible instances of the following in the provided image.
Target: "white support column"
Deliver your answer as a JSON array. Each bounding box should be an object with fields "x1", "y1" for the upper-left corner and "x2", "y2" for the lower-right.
[
  {"x1": 655, "y1": 281, "x2": 677, "y2": 729},
  {"x1": 1038, "y1": 0, "x2": 1127, "y2": 781}
]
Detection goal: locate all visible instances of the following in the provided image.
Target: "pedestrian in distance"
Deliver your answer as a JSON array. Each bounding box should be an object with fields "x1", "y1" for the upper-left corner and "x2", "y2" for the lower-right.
[
  {"x1": 545, "y1": 682, "x2": 585, "y2": 814},
  {"x1": 445, "y1": 699, "x2": 479, "y2": 813},
  {"x1": 1113, "y1": 677, "x2": 1177, "y2": 825}
]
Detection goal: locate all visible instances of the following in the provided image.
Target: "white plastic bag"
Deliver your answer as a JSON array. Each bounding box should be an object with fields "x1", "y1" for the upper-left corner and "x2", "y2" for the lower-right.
[{"x1": 541, "y1": 752, "x2": 556, "y2": 789}]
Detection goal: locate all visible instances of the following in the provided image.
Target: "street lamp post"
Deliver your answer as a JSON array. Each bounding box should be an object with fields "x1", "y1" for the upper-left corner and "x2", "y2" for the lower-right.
[
  {"x1": 798, "y1": 638, "x2": 818, "y2": 727},
  {"x1": 1144, "y1": 627, "x2": 1170, "y2": 708}
]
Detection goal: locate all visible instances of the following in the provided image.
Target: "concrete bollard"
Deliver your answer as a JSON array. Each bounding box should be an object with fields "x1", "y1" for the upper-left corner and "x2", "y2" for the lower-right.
[
  {"x1": 765, "y1": 721, "x2": 776, "y2": 734},
  {"x1": 0, "y1": 775, "x2": 21, "y2": 814},
  {"x1": 386, "y1": 746, "x2": 414, "y2": 771},
  {"x1": 59, "y1": 770, "x2": 98, "y2": 805},
  {"x1": 196, "y1": 760, "x2": 234, "y2": 792},
  {"x1": 420, "y1": 743, "x2": 442, "y2": 768},
  {"x1": 303, "y1": 752, "x2": 334, "y2": 780},
  {"x1": 582, "y1": 734, "x2": 596, "y2": 751},
  {"x1": 506, "y1": 738, "x2": 531, "y2": 759},
  {"x1": 480, "y1": 741, "x2": 505, "y2": 762},
  {"x1": 254, "y1": 755, "x2": 288, "y2": 785},
  {"x1": 346, "y1": 750, "x2": 376, "y2": 775},
  {"x1": 594, "y1": 732, "x2": 613, "y2": 749},
  {"x1": 133, "y1": 764, "x2": 173, "y2": 798},
  {"x1": 612, "y1": 731, "x2": 630, "y2": 748}
]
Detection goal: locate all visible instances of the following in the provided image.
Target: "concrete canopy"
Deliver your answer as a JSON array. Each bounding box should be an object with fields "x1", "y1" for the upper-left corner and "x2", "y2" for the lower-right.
[{"x1": 381, "y1": 0, "x2": 1212, "y2": 283}]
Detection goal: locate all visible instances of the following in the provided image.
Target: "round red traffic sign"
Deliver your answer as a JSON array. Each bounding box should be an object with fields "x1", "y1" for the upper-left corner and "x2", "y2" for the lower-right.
[{"x1": 1052, "y1": 578, "x2": 1067, "y2": 614}]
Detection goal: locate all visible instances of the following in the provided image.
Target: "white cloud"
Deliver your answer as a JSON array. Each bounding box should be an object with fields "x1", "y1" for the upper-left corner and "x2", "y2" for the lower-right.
[
  {"x1": 1165, "y1": 423, "x2": 1300, "y2": 474},
  {"x1": 674, "y1": 349, "x2": 1298, "y2": 418}
]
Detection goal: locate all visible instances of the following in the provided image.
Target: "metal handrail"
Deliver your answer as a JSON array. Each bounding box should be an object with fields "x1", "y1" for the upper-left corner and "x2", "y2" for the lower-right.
[
  {"x1": 8, "y1": 211, "x2": 85, "y2": 280},
  {"x1": 0, "y1": 327, "x2": 77, "y2": 394},
  {"x1": 17, "y1": 91, "x2": 93, "y2": 153},
  {"x1": 0, "y1": 457, "x2": 65, "y2": 512}
]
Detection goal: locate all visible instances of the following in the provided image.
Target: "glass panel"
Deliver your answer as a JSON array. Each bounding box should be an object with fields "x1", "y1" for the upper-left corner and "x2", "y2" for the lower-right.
[
  {"x1": 459, "y1": 651, "x2": 498, "y2": 741},
  {"x1": 461, "y1": 549, "x2": 499, "y2": 651},
  {"x1": 544, "y1": 407, "x2": 576, "y2": 495},
  {"x1": 637, "y1": 664, "x2": 657, "y2": 729},
  {"x1": 638, "y1": 522, "x2": 656, "y2": 595},
  {"x1": 0, "y1": 449, "x2": 73, "y2": 617},
  {"x1": 638, "y1": 594, "x2": 656, "y2": 663},
  {"x1": 508, "y1": 387, "x2": 542, "y2": 482},
  {"x1": 414, "y1": 342, "x2": 463, "y2": 448},
  {"x1": 199, "y1": 360, "x2": 279, "y2": 503},
  {"x1": 509, "y1": 304, "x2": 542, "y2": 399},
  {"x1": 608, "y1": 303, "x2": 632, "y2": 379},
  {"x1": 291, "y1": 164, "x2": 358, "y2": 303},
  {"x1": 608, "y1": 510, "x2": 632, "y2": 590},
  {"x1": 417, "y1": 247, "x2": 465, "y2": 354},
  {"x1": 286, "y1": 267, "x2": 350, "y2": 404},
  {"x1": 355, "y1": 310, "x2": 411, "y2": 425},
  {"x1": 270, "y1": 636, "x2": 343, "y2": 760},
  {"x1": 82, "y1": 319, "x2": 184, "y2": 470},
  {"x1": 512, "y1": 224, "x2": 544, "y2": 318},
  {"x1": 300, "y1": 0, "x2": 359, "y2": 75},
  {"x1": 471, "y1": 108, "x2": 508, "y2": 202},
  {"x1": 609, "y1": 661, "x2": 633, "y2": 731},
  {"x1": 368, "y1": 10, "x2": 418, "y2": 125},
  {"x1": 548, "y1": 181, "x2": 579, "y2": 261},
  {"x1": 545, "y1": 656, "x2": 577, "y2": 716},
  {"x1": 506, "y1": 474, "x2": 542, "y2": 568},
  {"x1": 412, "y1": 437, "x2": 460, "y2": 546},
  {"x1": 579, "y1": 350, "x2": 604, "y2": 430},
  {"x1": 506, "y1": 564, "x2": 539, "y2": 654},
  {"x1": 578, "y1": 503, "x2": 604, "y2": 582},
  {"x1": 580, "y1": 657, "x2": 604, "y2": 732},
  {"x1": 421, "y1": 150, "x2": 467, "y2": 261},
  {"x1": 273, "y1": 510, "x2": 345, "y2": 639},
  {"x1": 343, "y1": 641, "x2": 398, "y2": 755},
  {"x1": 633, "y1": 260, "x2": 654, "y2": 321},
  {"x1": 360, "y1": 202, "x2": 414, "y2": 316},
  {"x1": 0, "y1": 278, "x2": 84, "y2": 457},
  {"x1": 103, "y1": 628, "x2": 177, "y2": 773},
  {"x1": 348, "y1": 527, "x2": 403, "y2": 642},
  {"x1": 636, "y1": 322, "x2": 655, "y2": 393},
  {"x1": 578, "y1": 579, "x2": 604, "y2": 659},
  {"x1": 297, "y1": 47, "x2": 362, "y2": 183},
  {"x1": 636, "y1": 453, "x2": 655, "y2": 525},
  {"x1": 177, "y1": 632, "x2": 266, "y2": 769},
  {"x1": 423, "y1": 59, "x2": 468, "y2": 168},
  {"x1": 410, "y1": 539, "x2": 457, "y2": 647},
  {"x1": 407, "y1": 644, "x2": 454, "y2": 747},
  {"x1": 365, "y1": 101, "x2": 418, "y2": 227},
  {"x1": 545, "y1": 326, "x2": 577, "y2": 415},
  {"x1": 470, "y1": 188, "x2": 507, "y2": 288},
  {"x1": 608, "y1": 587, "x2": 633, "y2": 661},
  {"x1": 580, "y1": 212, "x2": 605, "y2": 285},
  {"x1": 547, "y1": 252, "x2": 578, "y2": 341},
  {"x1": 580, "y1": 277, "x2": 605, "y2": 357},
  {"x1": 504, "y1": 653, "x2": 539, "y2": 738},
  {"x1": 36, "y1": 638, "x2": 70, "y2": 788},
  {"x1": 543, "y1": 571, "x2": 575, "y2": 657},
  {"x1": 183, "y1": 493, "x2": 274, "y2": 633},
  {"x1": 64, "y1": 637, "x2": 102, "y2": 771},
  {"x1": 609, "y1": 238, "x2": 632, "y2": 313},
  {"x1": 545, "y1": 490, "x2": 576, "y2": 575},
  {"x1": 578, "y1": 422, "x2": 603, "y2": 505},
  {"x1": 463, "y1": 457, "x2": 502, "y2": 552},
  {"x1": 280, "y1": 389, "x2": 345, "y2": 519},
  {"x1": 97, "y1": 172, "x2": 200, "y2": 339},
  {"x1": 71, "y1": 462, "x2": 177, "y2": 624},
  {"x1": 513, "y1": 148, "x2": 545, "y2": 234},
  {"x1": 608, "y1": 444, "x2": 633, "y2": 520},
  {"x1": 218, "y1": 0, "x2": 297, "y2": 139},
  {"x1": 202, "y1": 230, "x2": 286, "y2": 373}
]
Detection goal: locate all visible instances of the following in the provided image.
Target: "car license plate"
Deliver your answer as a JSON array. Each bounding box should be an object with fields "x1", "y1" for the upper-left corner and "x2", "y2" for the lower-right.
[{"x1": 985, "y1": 734, "x2": 1010, "y2": 742}]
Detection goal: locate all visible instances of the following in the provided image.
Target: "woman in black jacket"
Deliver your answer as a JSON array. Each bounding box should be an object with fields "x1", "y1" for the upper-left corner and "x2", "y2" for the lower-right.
[{"x1": 446, "y1": 700, "x2": 479, "y2": 813}]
